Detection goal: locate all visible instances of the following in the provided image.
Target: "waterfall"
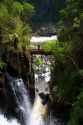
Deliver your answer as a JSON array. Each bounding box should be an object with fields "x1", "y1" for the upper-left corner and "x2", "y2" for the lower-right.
[
  {"x1": 10, "y1": 78, "x2": 31, "y2": 125},
  {"x1": 0, "y1": 113, "x2": 21, "y2": 125},
  {"x1": 29, "y1": 95, "x2": 47, "y2": 125},
  {"x1": 0, "y1": 35, "x2": 65, "y2": 125},
  {"x1": 0, "y1": 72, "x2": 64, "y2": 125},
  {"x1": 3, "y1": 72, "x2": 49, "y2": 125},
  {"x1": 28, "y1": 95, "x2": 58, "y2": 125}
]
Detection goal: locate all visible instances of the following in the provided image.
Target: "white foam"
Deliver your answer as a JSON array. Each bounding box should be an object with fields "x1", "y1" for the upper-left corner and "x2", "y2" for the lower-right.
[
  {"x1": 29, "y1": 96, "x2": 47, "y2": 125},
  {"x1": 30, "y1": 35, "x2": 57, "y2": 43},
  {"x1": 0, "y1": 113, "x2": 20, "y2": 125}
]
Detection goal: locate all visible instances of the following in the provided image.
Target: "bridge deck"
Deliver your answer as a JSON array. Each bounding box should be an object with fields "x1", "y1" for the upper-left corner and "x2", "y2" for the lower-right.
[{"x1": 30, "y1": 49, "x2": 52, "y2": 55}]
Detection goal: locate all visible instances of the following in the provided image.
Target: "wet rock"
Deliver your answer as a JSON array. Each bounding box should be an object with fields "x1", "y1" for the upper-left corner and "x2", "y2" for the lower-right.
[{"x1": 39, "y1": 92, "x2": 50, "y2": 105}]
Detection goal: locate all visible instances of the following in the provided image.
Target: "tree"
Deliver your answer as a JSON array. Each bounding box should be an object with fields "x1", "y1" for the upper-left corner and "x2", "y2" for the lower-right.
[
  {"x1": 0, "y1": 0, "x2": 34, "y2": 70},
  {"x1": 43, "y1": 1, "x2": 83, "y2": 125}
]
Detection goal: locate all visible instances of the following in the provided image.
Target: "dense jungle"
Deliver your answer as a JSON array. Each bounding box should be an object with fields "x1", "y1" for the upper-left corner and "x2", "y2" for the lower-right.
[{"x1": 0, "y1": 0, "x2": 83, "y2": 125}]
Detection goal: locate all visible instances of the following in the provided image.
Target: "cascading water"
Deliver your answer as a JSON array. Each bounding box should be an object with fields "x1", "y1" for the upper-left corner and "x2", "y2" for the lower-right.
[
  {"x1": 30, "y1": 54, "x2": 54, "y2": 125},
  {"x1": 0, "y1": 113, "x2": 21, "y2": 125},
  {"x1": 1, "y1": 71, "x2": 48, "y2": 125},
  {"x1": 0, "y1": 68, "x2": 64, "y2": 125},
  {"x1": 9, "y1": 78, "x2": 31, "y2": 125},
  {"x1": 0, "y1": 35, "x2": 65, "y2": 125},
  {"x1": 0, "y1": 74, "x2": 53, "y2": 125},
  {"x1": 29, "y1": 95, "x2": 47, "y2": 125}
]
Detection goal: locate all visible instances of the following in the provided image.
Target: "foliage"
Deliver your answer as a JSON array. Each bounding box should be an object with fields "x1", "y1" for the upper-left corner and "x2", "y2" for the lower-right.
[
  {"x1": 48, "y1": 0, "x2": 83, "y2": 125},
  {"x1": 42, "y1": 40, "x2": 72, "y2": 65},
  {"x1": 23, "y1": 2, "x2": 35, "y2": 14},
  {"x1": 42, "y1": 40, "x2": 59, "y2": 53},
  {"x1": 68, "y1": 91, "x2": 83, "y2": 125},
  {"x1": 58, "y1": 69, "x2": 82, "y2": 104},
  {"x1": 0, "y1": 0, "x2": 34, "y2": 69},
  {"x1": 58, "y1": 0, "x2": 83, "y2": 43},
  {"x1": 34, "y1": 56, "x2": 43, "y2": 66},
  {"x1": 0, "y1": 58, "x2": 7, "y2": 70},
  {"x1": 28, "y1": 0, "x2": 66, "y2": 27},
  {"x1": 79, "y1": 69, "x2": 83, "y2": 77},
  {"x1": 33, "y1": 56, "x2": 44, "y2": 75}
]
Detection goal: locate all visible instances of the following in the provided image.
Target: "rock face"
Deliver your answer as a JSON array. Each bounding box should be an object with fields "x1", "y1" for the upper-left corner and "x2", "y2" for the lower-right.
[
  {"x1": 0, "y1": 38, "x2": 35, "y2": 121},
  {"x1": 1, "y1": 41, "x2": 35, "y2": 104},
  {"x1": 3, "y1": 73, "x2": 28, "y2": 124},
  {"x1": 39, "y1": 93, "x2": 50, "y2": 105},
  {"x1": 0, "y1": 74, "x2": 15, "y2": 117}
]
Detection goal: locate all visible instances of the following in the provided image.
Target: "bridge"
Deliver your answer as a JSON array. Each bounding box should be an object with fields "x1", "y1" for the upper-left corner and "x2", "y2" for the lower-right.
[
  {"x1": 30, "y1": 47, "x2": 52, "y2": 55},
  {"x1": 30, "y1": 35, "x2": 57, "y2": 55}
]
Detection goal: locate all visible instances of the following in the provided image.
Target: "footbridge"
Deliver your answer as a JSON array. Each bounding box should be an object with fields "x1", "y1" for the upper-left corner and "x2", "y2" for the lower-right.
[
  {"x1": 30, "y1": 35, "x2": 57, "y2": 55},
  {"x1": 30, "y1": 47, "x2": 53, "y2": 55}
]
